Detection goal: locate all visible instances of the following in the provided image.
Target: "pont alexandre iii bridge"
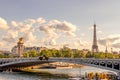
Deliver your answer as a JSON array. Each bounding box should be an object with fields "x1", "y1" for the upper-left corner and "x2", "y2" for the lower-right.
[{"x1": 0, "y1": 57, "x2": 120, "y2": 73}]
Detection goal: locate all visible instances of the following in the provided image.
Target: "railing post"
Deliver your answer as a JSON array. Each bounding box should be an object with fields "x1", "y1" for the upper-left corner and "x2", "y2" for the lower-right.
[
  {"x1": 112, "y1": 61, "x2": 114, "y2": 69},
  {"x1": 105, "y1": 60, "x2": 107, "y2": 67},
  {"x1": 119, "y1": 61, "x2": 120, "y2": 70},
  {"x1": 117, "y1": 72, "x2": 120, "y2": 80}
]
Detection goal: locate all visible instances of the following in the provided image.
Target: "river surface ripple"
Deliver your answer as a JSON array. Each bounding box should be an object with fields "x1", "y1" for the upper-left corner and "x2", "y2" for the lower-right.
[{"x1": 0, "y1": 66, "x2": 117, "y2": 80}]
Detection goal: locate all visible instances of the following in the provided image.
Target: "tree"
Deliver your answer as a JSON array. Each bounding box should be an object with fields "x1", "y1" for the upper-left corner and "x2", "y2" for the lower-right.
[
  {"x1": 23, "y1": 52, "x2": 28, "y2": 57},
  {"x1": 59, "y1": 46, "x2": 73, "y2": 57},
  {"x1": 93, "y1": 52, "x2": 100, "y2": 58},
  {"x1": 0, "y1": 54, "x2": 4, "y2": 58},
  {"x1": 107, "y1": 53, "x2": 113, "y2": 59},
  {"x1": 29, "y1": 50, "x2": 37, "y2": 57},
  {"x1": 86, "y1": 51, "x2": 93, "y2": 58},
  {"x1": 99, "y1": 52, "x2": 105, "y2": 59},
  {"x1": 39, "y1": 49, "x2": 51, "y2": 57},
  {"x1": 50, "y1": 49, "x2": 61, "y2": 57}
]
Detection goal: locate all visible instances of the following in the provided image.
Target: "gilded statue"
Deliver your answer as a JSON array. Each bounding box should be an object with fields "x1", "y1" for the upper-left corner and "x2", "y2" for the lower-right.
[{"x1": 18, "y1": 37, "x2": 23, "y2": 43}]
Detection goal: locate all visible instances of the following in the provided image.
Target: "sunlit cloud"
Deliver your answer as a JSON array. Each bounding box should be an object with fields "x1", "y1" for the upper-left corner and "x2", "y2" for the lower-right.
[
  {"x1": 80, "y1": 33, "x2": 85, "y2": 37},
  {"x1": 0, "y1": 17, "x2": 79, "y2": 50},
  {"x1": 0, "y1": 17, "x2": 9, "y2": 30},
  {"x1": 98, "y1": 34, "x2": 120, "y2": 48}
]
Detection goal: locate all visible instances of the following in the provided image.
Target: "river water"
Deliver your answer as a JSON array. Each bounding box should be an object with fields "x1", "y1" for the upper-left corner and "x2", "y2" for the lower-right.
[{"x1": 0, "y1": 66, "x2": 117, "y2": 80}]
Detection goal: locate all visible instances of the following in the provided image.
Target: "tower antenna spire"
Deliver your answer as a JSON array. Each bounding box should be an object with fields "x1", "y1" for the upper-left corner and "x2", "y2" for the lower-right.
[
  {"x1": 94, "y1": 20, "x2": 96, "y2": 25},
  {"x1": 93, "y1": 17, "x2": 96, "y2": 25}
]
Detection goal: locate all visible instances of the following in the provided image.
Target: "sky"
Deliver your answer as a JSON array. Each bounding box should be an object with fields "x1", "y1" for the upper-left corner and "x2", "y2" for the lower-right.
[{"x1": 0, "y1": 0, "x2": 120, "y2": 52}]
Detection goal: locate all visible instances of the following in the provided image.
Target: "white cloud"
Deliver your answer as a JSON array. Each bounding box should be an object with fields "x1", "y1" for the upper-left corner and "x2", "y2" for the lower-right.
[
  {"x1": 39, "y1": 25, "x2": 55, "y2": 34},
  {"x1": 2, "y1": 30, "x2": 18, "y2": 43},
  {"x1": 2, "y1": 36, "x2": 16, "y2": 43},
  {"x1": 18, "y1": 24, "x2": 33, "y2": 32},
  {"x1": 45, "y1": 20, "x2": 77, "y2": 37},
  {"x1": 66, "y1": 32, "x2": 76, "y2": 37},
  {"x1": 49, "y1": 39, "x2": 56, "y2": 45},
  {"x1": 48, "y1": 20, "x2": 61, "y2": 25},
  {"x1": 0, "y1": 17, "x2": 9, "y2": 30},
  {"x1": 10, "y1": 21, "x2": 18, "y2": 27},
  {"x1": 1, "y1": 18, "x2": 37, "y2": 49},
  {"x1": 0, "y1": 41, "x2": 5, "y2": 46},
  {"x1": 61, "y1": 38, "x2": 90, "y2": 49},
  {"x1": 98, "y1": 34, "x2": 120, "y2": 48},
  {"x1": 23, "y1": 32, "x2": 36, "y2": 43},
  {"x1": 56, "y1": 21, "x2": 76, "y2": 32},
  {"x1": 25, "y1": 19, "x2": 36, "y2": 25},
  {"x1": 55, "y1": 21, "x2": 76, "y2": 37},
  {"x1": 0, "y1": 17, "x2": 79, "y2": 50},
  {"x1": 36, "y1": 18, "x2": 46, "y2": 24},
  {"x1": 39, "y1": 20, "x2": 77, "y2": 46},
  {"x1": 81, "y1": 33, "x2": 85, "y2": 37},
  {"x1": 8, "y1": 30, "x2": 18, "y2": 38}
]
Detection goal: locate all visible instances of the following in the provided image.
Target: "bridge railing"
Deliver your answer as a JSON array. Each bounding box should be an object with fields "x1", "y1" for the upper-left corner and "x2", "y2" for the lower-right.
[{"x1": 0, "y1": 57, "x2": 39, "y2": 65}]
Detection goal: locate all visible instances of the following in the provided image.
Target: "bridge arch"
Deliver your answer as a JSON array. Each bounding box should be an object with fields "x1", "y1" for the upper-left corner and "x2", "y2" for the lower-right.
[
  {"x1": 0, "y1": 57, "x2": 120, "y2": 73},
  {"x1": 49, "y1": 58, "x2": 120, "y2": 73}
]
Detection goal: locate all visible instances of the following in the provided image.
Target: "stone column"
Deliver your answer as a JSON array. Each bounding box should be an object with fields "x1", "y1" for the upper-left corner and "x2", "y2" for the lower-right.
[{"x1": 17, "y1": 38, "x2": 24, "y2": 57}]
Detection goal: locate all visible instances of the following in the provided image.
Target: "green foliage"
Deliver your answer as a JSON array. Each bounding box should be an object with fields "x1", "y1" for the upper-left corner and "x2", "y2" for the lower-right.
[
  {"x1": 29, "y1": 50, "x2": 37, "y2": 57},
  {"x1": 23, "y1": 52, "x2": 28, "y2": 57},
  {"x1": 59, "y1": 47, "x2": 73, "y2": 57},
  {"x1": 39, "y1": 49, "x2": 51, "y2": 57},
  {"x1": 39, "y1": 47, "x2": 74, "y2": 58},
  {"x1": 0, "y1": 54, "x2": 4, "y2": 58},
  {"x1": 72, "y1": 49, "x2": 86, "y2": 58},
  {"x1": 21, "y1": 49, "x2": 120, "y2": 59},
  {"x1": 23, "y1": 50, "x2": 38, "y2": 57},
  {"x1": 86, "y1": 51, "x2": 93, "y2": 58},
  {"x1": 0, "y1": 53, "x2": 14, "y2": 58},
  {"x1": 1, "y1": 47, "x2": 120, "y2": 59},
  {"x1": 93, "y1": 52, "x2": 106, "y2": 59},
  {"x1": 50, "y1": 49, "x2": 61, "y2": 57}
]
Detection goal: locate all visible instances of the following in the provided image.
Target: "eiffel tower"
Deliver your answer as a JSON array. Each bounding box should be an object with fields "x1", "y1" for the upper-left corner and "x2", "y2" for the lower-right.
[{"x1": 92, "y1": 24, "x2": 98, "y2": 53}]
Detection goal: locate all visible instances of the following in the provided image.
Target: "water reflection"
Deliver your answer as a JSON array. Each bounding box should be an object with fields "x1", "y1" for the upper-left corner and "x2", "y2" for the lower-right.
[
  {"x1": 0, "y1": 66, "x2": 117, "y2": 80},
  {"x1": 0, "y1": 72, "x2": 68, "y2": 80},
  {"x1": 34, "y1": 66, "x2": 116, "y2": 77}
]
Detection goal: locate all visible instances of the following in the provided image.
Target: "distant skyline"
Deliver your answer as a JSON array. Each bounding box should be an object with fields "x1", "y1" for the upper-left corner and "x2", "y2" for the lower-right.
[{"x1": 0, "y1": 0, "x2": 120, "y2": 52}]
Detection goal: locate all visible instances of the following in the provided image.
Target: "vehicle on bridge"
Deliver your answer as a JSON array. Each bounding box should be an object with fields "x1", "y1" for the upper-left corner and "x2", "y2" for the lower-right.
[{"x1": 38, "y1": 55, "x2": 48, "y2": 61}]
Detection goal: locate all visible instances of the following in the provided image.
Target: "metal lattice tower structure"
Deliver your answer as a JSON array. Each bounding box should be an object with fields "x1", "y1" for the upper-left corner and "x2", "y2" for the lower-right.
[{"x1": 92, "y1": 24, "x2": 98, "y2": 53}]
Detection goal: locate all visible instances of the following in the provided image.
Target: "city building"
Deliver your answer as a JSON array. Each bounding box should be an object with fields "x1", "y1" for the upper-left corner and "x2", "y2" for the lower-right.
[
  {"x1": 0, "y1": 50, "x2": 11, "y2": 54},
  {"x1": 11, "y1": 38, "x2": 48, "y2": 57},
  {"x1": 24, "y1": 46, "x2": 47, "y2": 53},
  {"x1": 11, "y1": 46, "x2": 47, "y2": 55}
]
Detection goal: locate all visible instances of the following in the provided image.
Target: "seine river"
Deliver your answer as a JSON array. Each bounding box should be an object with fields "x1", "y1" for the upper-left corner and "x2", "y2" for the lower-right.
[{"x1": 0, "y1": 66, "x2": 117, "y2": 80}]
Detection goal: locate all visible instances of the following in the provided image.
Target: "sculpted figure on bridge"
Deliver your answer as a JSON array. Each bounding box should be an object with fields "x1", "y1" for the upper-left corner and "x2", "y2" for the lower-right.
[{"x1": 18, "y1": 37, "x2": 23, "y2": 43}]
